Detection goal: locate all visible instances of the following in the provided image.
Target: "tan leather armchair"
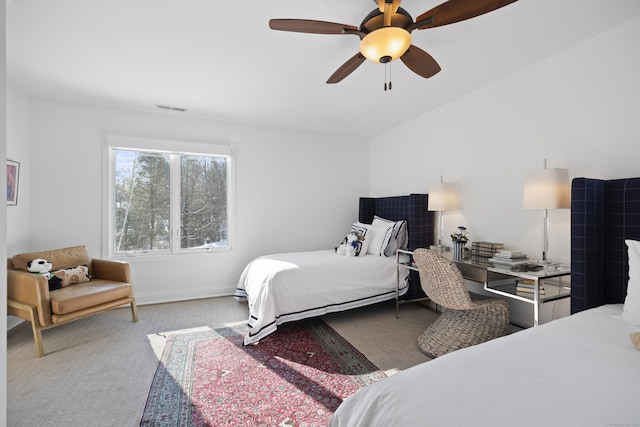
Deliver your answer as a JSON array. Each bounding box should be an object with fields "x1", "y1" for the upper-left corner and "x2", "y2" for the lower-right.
[{"x1": 7, "y1": 245, "x2": 138, "y2": 357}]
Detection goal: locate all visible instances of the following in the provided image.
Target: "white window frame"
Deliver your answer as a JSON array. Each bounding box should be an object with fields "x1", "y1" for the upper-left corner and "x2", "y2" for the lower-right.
[{"x1": 104, "y1": 135, "x2": 234, "y2": 259}]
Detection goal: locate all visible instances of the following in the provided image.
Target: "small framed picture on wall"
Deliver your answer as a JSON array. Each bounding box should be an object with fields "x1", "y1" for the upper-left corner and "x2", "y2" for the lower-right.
[{"x1": 7, "y1": 159, "x2": 20, "y2": 206}]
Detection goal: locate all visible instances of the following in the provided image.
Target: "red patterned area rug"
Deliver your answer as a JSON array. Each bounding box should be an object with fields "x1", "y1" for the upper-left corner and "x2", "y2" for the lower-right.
[{"x1": 140, "y1": 320, "x2": 386, "y2": 426}]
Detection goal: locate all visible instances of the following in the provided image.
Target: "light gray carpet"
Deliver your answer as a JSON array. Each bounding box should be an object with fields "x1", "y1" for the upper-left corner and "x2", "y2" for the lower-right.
[
  {"x1": 7, "y1": 297, "x2": 437, "y2": 427},
  {"x1": 323, "y1": 301, "x2": 437, "y2": 373}
]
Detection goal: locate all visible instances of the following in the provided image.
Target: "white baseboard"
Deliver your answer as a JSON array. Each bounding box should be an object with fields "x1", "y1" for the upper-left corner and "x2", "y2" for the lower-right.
[
  {"x1": 7, "y1": 316, "x2": 24, "y2": 331},
  {"x1": 134, "y1": 285, "x2": 237, "y2": 306},
  {"x1": 6, "y1": 285, "x2": 238, "y2": 331}
]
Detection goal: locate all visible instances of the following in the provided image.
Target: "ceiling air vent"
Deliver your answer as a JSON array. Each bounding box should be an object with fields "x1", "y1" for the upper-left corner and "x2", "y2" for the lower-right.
[{"x1": 157, "y1": 105, "x2": 187, "y2": 113}]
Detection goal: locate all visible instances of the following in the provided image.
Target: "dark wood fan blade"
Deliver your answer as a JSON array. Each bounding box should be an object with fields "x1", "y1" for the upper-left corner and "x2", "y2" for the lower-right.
[
  {"x1": 415, "y1": 0, "x2": 517, "y2": 30},
  {"x1": 327, "y1": 53, "x2": 366, "y2": 84},
  {"x1": 269, "y1": 19, "x2": 358, "y2": 34},
  {"x1": 400, "y1": 45, "x2": 441, "y2": 79}
]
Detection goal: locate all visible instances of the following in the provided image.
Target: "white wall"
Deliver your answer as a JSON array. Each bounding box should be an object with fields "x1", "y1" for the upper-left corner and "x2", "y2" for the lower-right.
[
  {"x1": 1, "y1": 3, "x2": 9, "y2": 422},
  {"x1": 370, "y1": 16, "x2": 640, "y2": 325},
  {"x1": 6, "y1": 86, "x2": 30, "y2": 331},
  {"x1": 26, "y1": 99, "x2": 370, "y2": 304},
  {"x1": 371, "y1": 16, "x2": 640, "y2": 265},
  {"x1": 6, "y1": 86, "x2": 30, "y2": 256}
]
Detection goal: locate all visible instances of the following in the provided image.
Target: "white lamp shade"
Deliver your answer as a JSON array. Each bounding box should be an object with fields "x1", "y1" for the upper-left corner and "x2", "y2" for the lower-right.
[
  {"x1": 523, "y1": 168, "x2": 570, "y2": 209},
  {"x1": 428, "y1": 182, "x2": 459, "y2": 211}
]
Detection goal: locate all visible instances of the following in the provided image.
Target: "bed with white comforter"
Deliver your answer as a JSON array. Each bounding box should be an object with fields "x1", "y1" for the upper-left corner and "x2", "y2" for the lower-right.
[
  {"x1": 330, "y1": 303, "x2": 640, "y2": 427},
  {"x1": 234, "y1": 194, "x2": 434, "y2": 345},
  {"x1": 236, "y1": 250, "x2": 409, "y2": 345}
]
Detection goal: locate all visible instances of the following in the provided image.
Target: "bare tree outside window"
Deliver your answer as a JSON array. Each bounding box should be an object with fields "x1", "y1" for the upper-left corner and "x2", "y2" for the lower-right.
[
  {"x1": 113, "y1": 148, "x2": 228, "y2": 255},
  {"x1": 180, "y1": 155, "x2": 228, "y2": 249}
]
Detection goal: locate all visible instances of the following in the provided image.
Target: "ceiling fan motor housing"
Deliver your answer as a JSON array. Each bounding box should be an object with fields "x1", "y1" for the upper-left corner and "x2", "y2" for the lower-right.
[{"x1": 360, "y1": 7, "x2": 413, "y2": 32}]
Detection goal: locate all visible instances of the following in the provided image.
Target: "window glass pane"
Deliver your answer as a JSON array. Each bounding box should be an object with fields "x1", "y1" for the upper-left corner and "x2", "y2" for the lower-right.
[
  {"x1": 180, "y1": 155, "x2": 228, "y2": 249},
  {"x1": 114, "y1": 150, "x2": 170, "y2": 253}
]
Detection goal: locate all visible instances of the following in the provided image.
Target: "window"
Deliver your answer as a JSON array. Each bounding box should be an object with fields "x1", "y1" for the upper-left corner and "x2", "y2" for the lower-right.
[{"x1": 106, "y1": 136, "x2": 232, "y2": 256}]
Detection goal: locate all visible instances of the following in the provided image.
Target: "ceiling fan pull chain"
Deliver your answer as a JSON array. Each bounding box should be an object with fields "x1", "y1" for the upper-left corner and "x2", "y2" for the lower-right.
[
  {"x1": 383, "y1": 63, "x2": 392, "y2": 91},
  {"x1": 384, "y1": 63, "x2": 388, "y2": 91}
]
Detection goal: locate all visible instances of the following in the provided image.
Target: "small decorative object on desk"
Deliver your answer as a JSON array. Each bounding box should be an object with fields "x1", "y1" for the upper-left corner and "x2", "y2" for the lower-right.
[
  {"x1": 471, "y1": 241, "x2": 504, "y2": 260},
  {"x1": 451, "y1": 226, "x2": 468, "y2": 261},
  {"x1": 488, "y1": 249, "x2": 552, "y2": 272}
]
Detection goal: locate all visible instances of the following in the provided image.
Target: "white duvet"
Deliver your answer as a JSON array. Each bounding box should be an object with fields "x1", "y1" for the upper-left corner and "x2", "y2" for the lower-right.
[
  {"x1": 330, "y1": 304, "x2": 640, "y2": 427},
  {"x1": 235, "y1": 250, "x2": 408, "y2": 345}
]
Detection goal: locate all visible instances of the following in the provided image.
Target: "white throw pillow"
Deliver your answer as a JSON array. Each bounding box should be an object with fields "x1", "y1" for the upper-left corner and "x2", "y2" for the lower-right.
[
  {"x1": 367, "y1": 222, "x2": 394, "y2": 256},
  {"x1": 623, "y1": 239, "x2": 640, "y2": 325},
  {"x1": 372, "y1": 216, "x2": 408, "y2": 255}
]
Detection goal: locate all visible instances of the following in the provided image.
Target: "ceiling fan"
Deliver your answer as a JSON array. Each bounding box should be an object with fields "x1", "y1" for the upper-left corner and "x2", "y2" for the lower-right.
[{"x1": 269, "y1": 0, "x2": 518, "y2": 87}]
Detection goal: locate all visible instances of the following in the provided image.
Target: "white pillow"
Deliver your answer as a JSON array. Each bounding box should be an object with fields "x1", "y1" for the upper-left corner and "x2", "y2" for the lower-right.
[
  {"x1": 623, "y1": 239, "x2": 640, "y2": 325},
  {"x1": 367, "y1": 222, "x2": 394, "y2": 256},
  {"x1": 372, "y1": 216, "x2": 408, "y2": 255}
]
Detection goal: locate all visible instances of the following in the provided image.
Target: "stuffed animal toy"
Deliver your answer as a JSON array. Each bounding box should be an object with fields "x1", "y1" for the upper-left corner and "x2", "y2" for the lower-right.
[
  {"x1": 336, "y1": 233, "x2": 360, "y2": 256},
  {"x1": 27, "y1": 258, "x2": 64, "y2": 290},
  {"x1": 336, "y1": 232, "x2": 366, "y2": 257},
  {"x1": 51, "y1": 265, "x2": 91, "y2": 288},
  {"x1": 26, "y1": 258, "x2": 90, "y2": 290},
  {"x1": 631, "y1": 332, "x2": 640, "y2": 350},
  {"x1": 27, "y1": 258, "x2": 53, "y2": 280},
  {"x1": 345, "y1": 233, "x2": 359, "y2": 257}
]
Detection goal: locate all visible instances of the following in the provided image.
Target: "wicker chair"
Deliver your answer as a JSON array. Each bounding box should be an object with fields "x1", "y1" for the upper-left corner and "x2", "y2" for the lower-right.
[{"x1": 413, "y1": 248, "x2": 510, "y2": 358}]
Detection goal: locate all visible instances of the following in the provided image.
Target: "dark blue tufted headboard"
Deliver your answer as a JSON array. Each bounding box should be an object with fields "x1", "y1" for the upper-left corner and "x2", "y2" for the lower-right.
[
  {"x1": 571, "y1": 177, "x2": 640, "y2": 313},
  {"x1": 359, "y1": 194, "x2": 434, "y2": 299},
  {"x1": 358, "y1": 193, "x2": 433, "y2": 251}
]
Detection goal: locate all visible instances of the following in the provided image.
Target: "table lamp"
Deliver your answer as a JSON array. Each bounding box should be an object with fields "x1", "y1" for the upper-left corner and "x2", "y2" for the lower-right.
[
  {"x1": 428, "y1": 177, "x2": 459, "y2": 249},
  {"x1": 523, "y1": 160, "x2": 570, "y2": 264}
]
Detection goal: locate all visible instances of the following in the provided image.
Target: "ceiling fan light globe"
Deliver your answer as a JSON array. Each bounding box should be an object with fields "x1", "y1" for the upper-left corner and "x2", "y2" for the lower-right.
[{"x1": 360, "y1": 27, "x2": 411, "y2": 63}]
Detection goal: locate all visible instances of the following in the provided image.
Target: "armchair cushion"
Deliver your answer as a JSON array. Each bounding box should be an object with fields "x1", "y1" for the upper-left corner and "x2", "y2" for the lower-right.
[{"x1": 50, "y1": 280, "x2": 133, "y2": 316}]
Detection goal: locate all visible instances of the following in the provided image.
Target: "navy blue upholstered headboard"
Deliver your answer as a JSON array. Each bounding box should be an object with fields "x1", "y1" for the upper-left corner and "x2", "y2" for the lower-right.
[
  {"x1": 358, "y1": 194, "x2": 434, "y2": 251},
  {"x1": 571, "y1": 177, "x2": 640, "y2": 313},
  {"x1": 359, "y1": 194, "x2": 434, "y2": 299}
]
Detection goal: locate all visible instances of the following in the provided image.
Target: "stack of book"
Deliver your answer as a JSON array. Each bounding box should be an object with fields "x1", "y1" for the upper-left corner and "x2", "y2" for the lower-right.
[
  {"x1": 488, "y1": 249, "x2": 531, "y2": 271},
  {"x1": 471, "y1": 241, "x2": 504, "y2": 263},
  {"x1": 515, "y1": 278, "x2": 545, "y2": 295}
]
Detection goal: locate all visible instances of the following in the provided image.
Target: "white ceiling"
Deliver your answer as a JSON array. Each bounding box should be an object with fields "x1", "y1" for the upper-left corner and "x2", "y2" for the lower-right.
[{"x1": 7, "y1": 0, "x2": 640, "y2": 138}]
